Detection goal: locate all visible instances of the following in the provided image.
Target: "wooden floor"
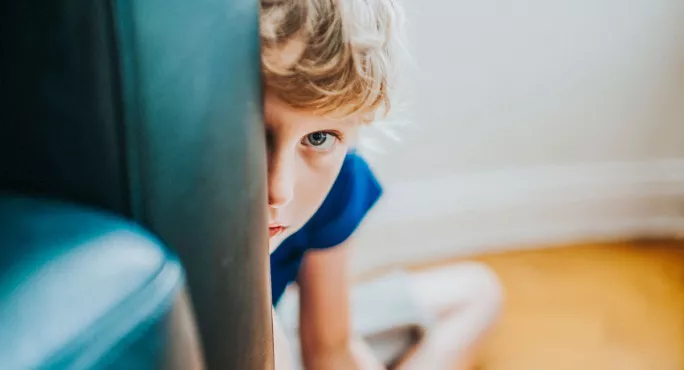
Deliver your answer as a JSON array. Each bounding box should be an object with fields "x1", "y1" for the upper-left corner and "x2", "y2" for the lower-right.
[{"x1": 413, "y1": 240, "x2": 684, "y2": 370}]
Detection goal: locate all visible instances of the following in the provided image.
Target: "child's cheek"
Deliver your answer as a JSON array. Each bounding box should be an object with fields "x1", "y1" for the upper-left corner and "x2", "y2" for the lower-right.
[
  {"x1": 302, "y1": 141, "x2": 348, "y2": 169},
  {"x1": 292, "y1": 148, "x2": 347, "y2": 223}
]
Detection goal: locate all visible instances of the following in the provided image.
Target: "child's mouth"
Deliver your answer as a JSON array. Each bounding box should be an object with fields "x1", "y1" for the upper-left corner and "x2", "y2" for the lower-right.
[{"x1": 269, "y1": 225, "x2": 285, "y2": 237}]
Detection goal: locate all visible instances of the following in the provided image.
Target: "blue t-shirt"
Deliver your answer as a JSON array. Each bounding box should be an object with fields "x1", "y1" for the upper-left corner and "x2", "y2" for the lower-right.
[{"x1": 270, "y1": 153, "x2": 382, "y2": 305}]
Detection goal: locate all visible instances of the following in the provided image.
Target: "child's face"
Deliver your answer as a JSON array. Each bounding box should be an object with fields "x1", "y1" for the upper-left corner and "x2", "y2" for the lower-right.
[{"x1": 265, "y1": 91, "x2": 359, "y2": 253}]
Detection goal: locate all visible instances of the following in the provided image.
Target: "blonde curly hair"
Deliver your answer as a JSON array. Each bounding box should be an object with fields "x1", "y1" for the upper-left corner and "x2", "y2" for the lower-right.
[{"x1": 260, "y1": 0, "x2": 406, "y2": 122}]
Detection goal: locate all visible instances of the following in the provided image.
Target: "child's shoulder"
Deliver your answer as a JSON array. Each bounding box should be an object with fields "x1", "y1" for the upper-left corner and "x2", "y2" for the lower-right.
[
  {"x1": 338, "y1": 152, "x2": 379, "y2": 190},
  {"x1": 299, "y1": 152, "x2": 382, "y2": 249}
]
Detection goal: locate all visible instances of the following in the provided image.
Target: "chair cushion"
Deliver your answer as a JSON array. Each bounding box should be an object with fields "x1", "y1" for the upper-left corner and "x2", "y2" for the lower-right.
[{"x1": 0, "y1": 195, "x2": 187, "y2": 369}]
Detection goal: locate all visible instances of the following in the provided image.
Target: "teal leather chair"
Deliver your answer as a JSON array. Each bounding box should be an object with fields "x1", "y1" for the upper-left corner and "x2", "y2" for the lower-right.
[{"x1": 1, "y1": 0, "x2": 274, "y2": 368}]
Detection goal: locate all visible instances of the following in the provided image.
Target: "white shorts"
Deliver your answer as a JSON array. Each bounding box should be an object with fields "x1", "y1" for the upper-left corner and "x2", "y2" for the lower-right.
[{"x1": 275, "y1": 270, "x2": 434, "y2": 368}]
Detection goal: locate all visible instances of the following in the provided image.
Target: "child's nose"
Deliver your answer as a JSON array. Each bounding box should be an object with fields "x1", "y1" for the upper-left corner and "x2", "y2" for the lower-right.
[{"x1": 268, "y1": 154, "x2": 295, "y2": 208}]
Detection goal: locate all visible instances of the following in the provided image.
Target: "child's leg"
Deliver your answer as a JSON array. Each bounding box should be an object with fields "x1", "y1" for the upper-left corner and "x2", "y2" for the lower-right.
[
  {"x1": 275, "y1": 262, "x2": 502, "y2": 370},
  {"x1": 396, "y1": 262, "x2": 503, "y2": 370}
]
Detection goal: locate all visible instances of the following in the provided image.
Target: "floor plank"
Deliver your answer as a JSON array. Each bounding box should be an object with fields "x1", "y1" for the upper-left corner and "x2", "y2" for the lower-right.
[{"x1": 411, "y1": 240, "x2": 684, "y2": 370}]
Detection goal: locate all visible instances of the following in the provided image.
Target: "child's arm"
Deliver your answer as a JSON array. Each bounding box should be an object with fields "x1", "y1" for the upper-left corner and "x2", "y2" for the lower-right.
[{"x1": 297, "y1": 239, "x2": 385, "y2": 370}]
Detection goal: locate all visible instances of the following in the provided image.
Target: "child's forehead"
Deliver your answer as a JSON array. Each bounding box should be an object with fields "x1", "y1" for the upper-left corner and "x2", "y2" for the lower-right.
[{"x1": 264, "y1": 91, "x2": 361, "y2": 129}]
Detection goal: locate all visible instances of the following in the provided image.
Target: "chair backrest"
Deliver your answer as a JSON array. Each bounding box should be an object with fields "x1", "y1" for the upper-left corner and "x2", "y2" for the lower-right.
[{"x1": 2, "y1": 0, "x2": 273, "y2": 368}]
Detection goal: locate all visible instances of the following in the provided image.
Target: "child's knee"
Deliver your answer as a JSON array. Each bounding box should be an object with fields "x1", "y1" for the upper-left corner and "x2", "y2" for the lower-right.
[
  {"x1": 410, "y1": 262, "x2": 503, "y2": 320},
  {"x1": 455, "y1": 262, "x2": 503, "y2": 310}
]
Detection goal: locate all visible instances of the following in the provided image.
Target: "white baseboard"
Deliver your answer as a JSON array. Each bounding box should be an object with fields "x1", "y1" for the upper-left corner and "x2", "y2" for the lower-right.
[{"x1": 351, "y1": 159, "x2": 684, "y2": 277}]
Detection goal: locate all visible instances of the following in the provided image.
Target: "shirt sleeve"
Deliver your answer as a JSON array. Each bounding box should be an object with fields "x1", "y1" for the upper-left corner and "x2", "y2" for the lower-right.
[{"x1": 302, "y1": 153, "x2": 383, "y2": 249}]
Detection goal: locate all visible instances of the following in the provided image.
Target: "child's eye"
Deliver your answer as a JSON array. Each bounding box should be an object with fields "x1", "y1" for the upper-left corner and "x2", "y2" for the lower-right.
[{"x1": 302, "y1": 132, "x2": 338, "y2": 151}]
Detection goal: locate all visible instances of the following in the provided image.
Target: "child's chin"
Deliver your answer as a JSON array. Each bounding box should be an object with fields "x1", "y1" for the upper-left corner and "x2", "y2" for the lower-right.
[{"x1": 268, "y1": 238, "x2": 281, "y2": 254}]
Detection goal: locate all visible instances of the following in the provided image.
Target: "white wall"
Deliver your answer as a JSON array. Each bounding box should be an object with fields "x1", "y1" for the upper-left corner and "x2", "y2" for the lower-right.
[{"x1": 352, "y1": 0, "x2": 684, "y2": 276}]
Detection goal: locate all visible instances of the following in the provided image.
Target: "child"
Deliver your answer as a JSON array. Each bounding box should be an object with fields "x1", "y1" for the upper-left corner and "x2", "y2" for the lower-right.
[{"x1": 260, "y1": 0, "x2": 503, "y2": 369}]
